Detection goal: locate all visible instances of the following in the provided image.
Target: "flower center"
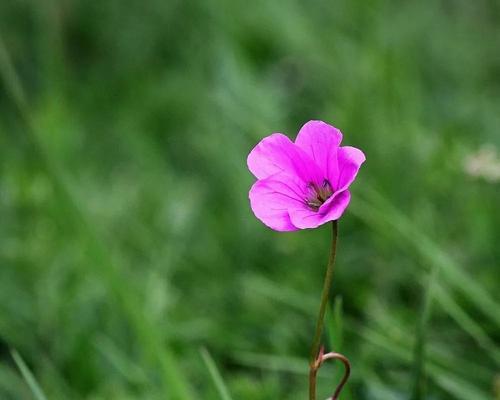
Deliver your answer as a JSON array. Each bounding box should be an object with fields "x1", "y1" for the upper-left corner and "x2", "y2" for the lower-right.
[{"x1": 306, "y1": 180, "x2": 333, "y2": 211}]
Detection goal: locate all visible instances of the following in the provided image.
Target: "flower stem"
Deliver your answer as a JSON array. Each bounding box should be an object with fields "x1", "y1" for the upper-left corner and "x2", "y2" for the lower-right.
[{"x1": 309, "y1": 220, "x2": 339, "y2": 400}]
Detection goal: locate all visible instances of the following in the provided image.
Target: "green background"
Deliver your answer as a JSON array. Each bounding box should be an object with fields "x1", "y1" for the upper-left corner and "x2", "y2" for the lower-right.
[{"x1": 0, "y1": 1, "x2": 499, "y2": 399}]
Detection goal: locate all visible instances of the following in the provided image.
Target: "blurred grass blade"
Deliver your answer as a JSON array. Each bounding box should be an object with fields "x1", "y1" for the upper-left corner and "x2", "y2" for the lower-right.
[
  {"x1": 327, "y1": 296, "x2": 344, "y2": 352},
  {"x1": 244, "y1": 274, "x2": 316, "y2": 314},
  {"x1": 232, "y1": 351, "x2": 334, "y2": 378},
  {"x1": 352, "y1": 187, "x2": 500, "y2": 328},
  {"x1": 0, "y1": 35, "x2": 193, "y2": 400},
  {"x1": 94, "y1": 336, "x2": 147, "y2": 385},
  {"x1": 361, "y1": 300, "x2": 494, "y2": 383},
  {"x1": 430, "y1": 368, "x2": 490, "y2": 400},
  {"x1": 359, "y1": 325, "x2": 491, "y2": 400},
  {"x1": 326, "y1": 297, "x2": 353, "y2": 400},
  {"x1": 0, "y1": 37, "x2": 28, "y2": 113},
  {"x1": 410, "y1": 265, "x2": 439, "y2": 400},
  {"x1": 361, "y1": 368, "x2": 403, "y2": 400},
  {"x1": 200, "y1": 347, "x2": 234, "y2": 400},
  {"x1": 434, "y1": 283, "x2": 500, "y2": 363},
  {"x1": 10, "y1": 349, "x2": 48, "y2": 400},
  {"x1": 362, "y1": 188, "x2": 500, "y2": 328}
]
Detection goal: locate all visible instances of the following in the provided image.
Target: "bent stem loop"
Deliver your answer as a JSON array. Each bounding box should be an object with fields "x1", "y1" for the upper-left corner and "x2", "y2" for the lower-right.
[
  {"x1": 320, "y1": 351, "x2": 351, "y2": 399},
  {"x1": 309, "y1": 220, "x2": 350, "y2": 400}
]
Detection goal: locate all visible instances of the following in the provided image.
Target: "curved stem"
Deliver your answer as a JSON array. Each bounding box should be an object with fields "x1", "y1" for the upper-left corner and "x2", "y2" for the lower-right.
[
  {"x1": 309, "y1": 220, "x2": 339, "y2": 400},
  {"x1": 321, "y1": 352, "x2": 351, "y2": 399}
]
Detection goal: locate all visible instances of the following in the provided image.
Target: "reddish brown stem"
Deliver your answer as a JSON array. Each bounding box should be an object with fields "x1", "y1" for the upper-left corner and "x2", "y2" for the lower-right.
[
  {"x1": 320, "y1": 352, "x2": 351, "y2": 399},
  {"x1": 309, "y1": 221, "x2": 338, "y2": 400}
]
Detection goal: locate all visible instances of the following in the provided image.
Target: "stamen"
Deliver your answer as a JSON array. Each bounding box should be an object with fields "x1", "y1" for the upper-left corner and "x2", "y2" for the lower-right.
[{"x1": 305, "y1": 180, "x2": 333, "y2": 211}]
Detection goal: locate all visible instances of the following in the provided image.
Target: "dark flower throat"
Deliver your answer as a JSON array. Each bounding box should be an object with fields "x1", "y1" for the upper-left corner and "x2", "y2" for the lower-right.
[{"x1": 306, "y1": 180, "x2": 333, "y2": 211}]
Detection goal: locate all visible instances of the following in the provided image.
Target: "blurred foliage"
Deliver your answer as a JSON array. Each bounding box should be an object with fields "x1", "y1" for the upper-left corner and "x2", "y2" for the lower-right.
[{"x1": 0, "y1": 0, "x2": 499, "y2": 399}]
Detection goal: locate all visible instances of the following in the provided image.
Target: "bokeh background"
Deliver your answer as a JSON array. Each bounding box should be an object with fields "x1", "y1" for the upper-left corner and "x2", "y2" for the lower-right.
[{"x1": 0, "y1": 1, "x2": 499, "y2": 399}]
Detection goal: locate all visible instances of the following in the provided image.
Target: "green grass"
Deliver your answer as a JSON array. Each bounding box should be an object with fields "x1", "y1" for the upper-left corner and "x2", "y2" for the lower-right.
[
  {"x1": 10, "y1": 349, "x2": 48, "y2": 400},
  {"x1": 0, "y1": 1, "x2": 499, "y2": 399},
  {"x1": 200, "y1": 347, "x2": 234, "y2": 400}
]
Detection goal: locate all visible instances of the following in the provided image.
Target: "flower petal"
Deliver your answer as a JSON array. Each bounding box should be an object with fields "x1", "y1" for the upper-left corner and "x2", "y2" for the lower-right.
[
  {"x1": 249, "y1": 174, "x2": 309, "y2": 231},
  {"x1": 336, "y1": 146, "x2": 366, "y2": 191},
  {"x1": 294, "y1": 120, "x2": 343, "y2": 185},
  {"x1": 247, "y1": 133, "x2": 323, "y2": 183},
  {"x1": 289, "y1": 190, "x2": 351, "y2": 229}
]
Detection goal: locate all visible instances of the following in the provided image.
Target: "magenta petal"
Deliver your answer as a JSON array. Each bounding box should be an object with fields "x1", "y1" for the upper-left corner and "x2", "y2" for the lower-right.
[
  {"x1": 336, "y1": 146, "x2": 366, "y2": 191},
  {"x1": 295, "y1": 120, "x2": 343, "y2": 185},
  {"x1": 247, "y1": 133, "x2": 323, "y2": 183},
  {"x1": 249, "y1": 174, "x2": 309, "y2": 231},
  {"x1": 289, "y1": 190, "x2": 351, "y2": 229}
]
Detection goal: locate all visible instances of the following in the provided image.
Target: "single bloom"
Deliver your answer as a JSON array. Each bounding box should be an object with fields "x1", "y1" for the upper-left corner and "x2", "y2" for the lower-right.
[{"x1": 247, "y1": 120, "x2": 365, "y2": 231}]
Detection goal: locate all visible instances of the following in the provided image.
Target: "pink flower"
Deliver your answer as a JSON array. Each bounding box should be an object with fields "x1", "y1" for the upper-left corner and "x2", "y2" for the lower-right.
[{"x1": 247, "y1": 120, "x2": 365, "y2": 231}]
